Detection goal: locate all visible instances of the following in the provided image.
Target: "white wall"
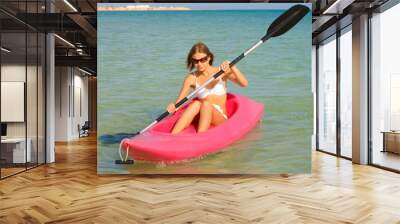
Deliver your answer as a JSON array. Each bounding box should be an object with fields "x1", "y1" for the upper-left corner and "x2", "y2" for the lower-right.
[
  {"x1": 55, "y1": 66, "x2": 69, "y2": 141},
  {"x1": 55, "y1": 67, "x2": 89, "y2": 141},
  {"x1": 73, "y1": 73, "x2": 89, "y2": 137},
  {"x1": 1, "y1": 64, "x2": 26, "y2": 82}
]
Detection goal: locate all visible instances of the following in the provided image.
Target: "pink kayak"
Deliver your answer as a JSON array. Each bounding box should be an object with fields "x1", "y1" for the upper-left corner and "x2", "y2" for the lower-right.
[{"x1": 121, "y1": 93, "x2": 264, "y2": 163}]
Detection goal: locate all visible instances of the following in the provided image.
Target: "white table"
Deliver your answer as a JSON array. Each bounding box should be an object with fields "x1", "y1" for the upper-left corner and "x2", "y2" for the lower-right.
[{"x1": 1, "y1": 138, "x2": 32, "y2": 163}]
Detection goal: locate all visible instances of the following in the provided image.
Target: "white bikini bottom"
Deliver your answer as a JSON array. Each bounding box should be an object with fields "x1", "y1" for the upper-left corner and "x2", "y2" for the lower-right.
[{"x1": 212, "y1": 104, "x2": 228, "y2": 120}]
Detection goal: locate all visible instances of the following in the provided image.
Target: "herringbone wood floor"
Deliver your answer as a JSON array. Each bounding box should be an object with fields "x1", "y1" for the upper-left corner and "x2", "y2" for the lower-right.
[{"x1": 1, "y1": 134, "x2": 400, "y2": 224}]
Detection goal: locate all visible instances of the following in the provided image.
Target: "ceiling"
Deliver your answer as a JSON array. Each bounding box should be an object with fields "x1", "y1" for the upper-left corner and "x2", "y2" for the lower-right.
[
  {"x1": 1, "y1": 0, "x2": 97, "y2": 74},
  {"x1": 0, "y1": 0, "x2": 395, "y2": 75}
]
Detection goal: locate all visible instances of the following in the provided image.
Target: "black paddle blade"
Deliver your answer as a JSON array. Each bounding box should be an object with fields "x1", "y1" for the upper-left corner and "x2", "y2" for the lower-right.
[
  {"x1": 263, "y1": 5, "x2": 310, "y2": 41},
  {"x1": 99, "y1": 132, "x2": 138, "y2": 144}
]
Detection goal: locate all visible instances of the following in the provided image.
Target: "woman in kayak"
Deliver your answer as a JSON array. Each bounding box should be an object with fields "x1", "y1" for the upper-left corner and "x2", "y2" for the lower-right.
[{"x1": 167, "y1": 42, "x2": 248, "y2": 134}]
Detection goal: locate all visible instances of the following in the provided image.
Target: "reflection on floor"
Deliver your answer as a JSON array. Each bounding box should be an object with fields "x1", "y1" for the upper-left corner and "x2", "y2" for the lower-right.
[
  {"x1": 0, "y1": 167, "x2": 25, "y2": 178},
  {"x1": 373, "y1": 150, "x2": 400, "y2": 171},
  {"x1": 0, "y1": 162, "x2": 43, "y2": 179}
]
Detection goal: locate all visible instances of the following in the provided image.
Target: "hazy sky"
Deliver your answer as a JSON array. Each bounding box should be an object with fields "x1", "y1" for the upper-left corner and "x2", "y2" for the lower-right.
[{"x1": 97, "y1": 3, "x2": 311, "y2": 10}]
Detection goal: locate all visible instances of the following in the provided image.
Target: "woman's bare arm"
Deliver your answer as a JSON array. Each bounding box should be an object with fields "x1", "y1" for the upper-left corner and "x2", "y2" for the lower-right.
[
  {"x1": 228, "y1": 66, "x2": 248, "y2": 87},
  {"x1": 220, "y1": 61, "x2": 248, "y2": 87},
  {"x1": 166, "y1": 74, "x2": 194, "y2": 113},
  {"x1": 174, "y1": 74, "x2": 194, "y2": 104}
]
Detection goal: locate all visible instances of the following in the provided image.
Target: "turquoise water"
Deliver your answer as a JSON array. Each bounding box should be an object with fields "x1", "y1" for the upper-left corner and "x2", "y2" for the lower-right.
[{"x1": 98, "y1": 10, "x2": 312, "y2": 174}]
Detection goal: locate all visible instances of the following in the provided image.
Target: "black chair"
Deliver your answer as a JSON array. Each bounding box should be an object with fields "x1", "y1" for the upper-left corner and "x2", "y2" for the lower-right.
[{"x1": 78, "y1": 121, "x2": 90, "y2": 138}]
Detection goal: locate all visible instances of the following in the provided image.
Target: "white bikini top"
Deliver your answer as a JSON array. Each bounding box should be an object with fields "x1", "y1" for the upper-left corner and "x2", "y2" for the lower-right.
[{"x1": 192, "y1": 73, "x2": 227, "y2": 99}]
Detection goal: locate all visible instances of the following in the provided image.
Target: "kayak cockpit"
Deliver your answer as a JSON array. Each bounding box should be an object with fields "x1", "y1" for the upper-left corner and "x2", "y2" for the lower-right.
[{"x1": 152, "y1": 94, "x2": 239, "y2": 134}]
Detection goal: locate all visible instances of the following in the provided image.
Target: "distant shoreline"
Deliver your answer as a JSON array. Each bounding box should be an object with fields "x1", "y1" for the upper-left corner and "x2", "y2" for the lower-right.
[{"x1": 97, "y1": 5, "x2": 191, "y2": 11}]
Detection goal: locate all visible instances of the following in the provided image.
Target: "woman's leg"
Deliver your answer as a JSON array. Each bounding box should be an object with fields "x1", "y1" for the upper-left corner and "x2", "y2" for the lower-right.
[
  {"x1": 198, "y1": 100, "x2": 213, "y2": 133},
  {"x1": 171, "y1": 100, "x2": 201, "y2": 134}
]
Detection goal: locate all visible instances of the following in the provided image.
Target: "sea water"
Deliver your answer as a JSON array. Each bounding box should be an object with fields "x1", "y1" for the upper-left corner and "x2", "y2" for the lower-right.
[{"x1": 97, "y1": 10, "x2": 312, "y2": 174}]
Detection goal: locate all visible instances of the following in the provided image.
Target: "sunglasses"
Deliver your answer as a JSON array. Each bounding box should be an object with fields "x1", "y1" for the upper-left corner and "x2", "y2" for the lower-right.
[{"x1": 191, "y1": 56, "x2": 208, "y2": 65}]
